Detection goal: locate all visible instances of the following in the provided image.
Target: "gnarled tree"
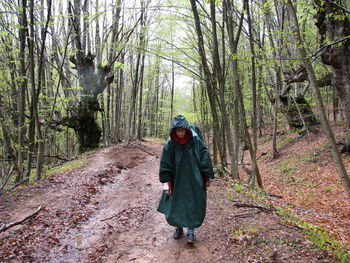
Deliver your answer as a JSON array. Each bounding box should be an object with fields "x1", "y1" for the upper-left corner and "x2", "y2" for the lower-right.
[
  {"x1": 63, "y1": 1, "x2": 114, "y2": 153},
  {"x1": 314, "y1": 0, "x2": 350, "y2": 126}
]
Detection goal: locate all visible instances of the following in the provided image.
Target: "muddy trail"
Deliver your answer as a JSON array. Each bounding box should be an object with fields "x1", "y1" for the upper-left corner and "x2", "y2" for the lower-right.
[{"x1": 0, "y1": 140, "x2": 339, "y2": 263}]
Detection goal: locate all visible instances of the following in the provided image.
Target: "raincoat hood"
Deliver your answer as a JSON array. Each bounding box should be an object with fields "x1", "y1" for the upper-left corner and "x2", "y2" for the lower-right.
[
  {"x1": 170, "y1": 115, "x2": 191, "y2": 133},
  {"x1": 170, "y1": 115, "x2": 192, "y2": 144}
]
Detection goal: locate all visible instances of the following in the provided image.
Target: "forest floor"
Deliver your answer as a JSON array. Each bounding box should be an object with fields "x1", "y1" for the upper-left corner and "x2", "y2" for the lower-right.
[{"x1": 0, "y1": 125, "x2": 349, "y2": 263}]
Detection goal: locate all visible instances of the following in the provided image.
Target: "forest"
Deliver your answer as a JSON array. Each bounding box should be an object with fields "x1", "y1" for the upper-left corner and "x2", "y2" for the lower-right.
[
  {"x1": 0, "y1": 0, "x2": 350, "y2": 261},
  {"x1": 2, "y1": 0, "x2": 350, "y2": 195}
]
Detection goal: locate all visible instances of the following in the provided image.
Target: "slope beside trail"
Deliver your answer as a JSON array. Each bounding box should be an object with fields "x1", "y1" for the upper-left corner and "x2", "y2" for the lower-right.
[{"x1": 0, "y1": 140, "x2": 339, "y2": 263}]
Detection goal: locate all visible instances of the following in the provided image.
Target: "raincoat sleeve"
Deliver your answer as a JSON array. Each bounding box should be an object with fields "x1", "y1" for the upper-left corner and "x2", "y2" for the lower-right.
[
  {"x1": 159, "y1": 142, "x2": 173, "y2": 183},
  {"x1": 199, "y1": 140, "x2": 214, "y2": 179}
]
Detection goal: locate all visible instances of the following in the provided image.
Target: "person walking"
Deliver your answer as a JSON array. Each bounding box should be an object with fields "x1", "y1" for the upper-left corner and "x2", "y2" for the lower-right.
[{"x1": 157, "y1": 115, "x2": 214, "y2": 244}]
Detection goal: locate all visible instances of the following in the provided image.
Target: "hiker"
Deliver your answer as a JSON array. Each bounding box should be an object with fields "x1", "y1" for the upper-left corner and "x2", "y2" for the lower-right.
[{"x1": 157, "y1": 115, "x2": 214, "y2": 244}]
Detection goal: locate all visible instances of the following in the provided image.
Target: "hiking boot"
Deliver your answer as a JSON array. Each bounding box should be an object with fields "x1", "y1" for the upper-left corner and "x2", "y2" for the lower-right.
[
  {"x1": 173, "y1": 227, "x2": 184, "y2": 239},
  {"x1": 185, "y1": 232, "x2": 196, "y2": 244}
]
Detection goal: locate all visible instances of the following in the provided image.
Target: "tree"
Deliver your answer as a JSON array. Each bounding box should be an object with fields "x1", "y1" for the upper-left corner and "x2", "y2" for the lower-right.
[
  {"x1": 245, "y1": 0, "x2": 263, "y2": 188},
  {"x1": 224, "y1": 0, "x2": 245, "y2": 178},
  {"x1": 314, "y1": 0, "x2": 350, "y2": 126},
  {"x1": 16, "y1": 0, "x2": 28, "y2": 182},
  {"x1": 190, "y1": 0, "x2": 222, "y2": 165},
  {"x1": 64, "y1": 0, "x2": 114, "y2": 153}
]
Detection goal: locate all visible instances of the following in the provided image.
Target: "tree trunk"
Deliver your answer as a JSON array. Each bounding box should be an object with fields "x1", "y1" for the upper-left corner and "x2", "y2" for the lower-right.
[
  {"x1": 114, "y1": 53, "x2": 124, "y2": 142},
  {"x1": 333, "y1": 88, "x2": 338, "y2": 122},
  {"x1": 16, "y1": 0, "x2": 28, "y2": 183},
  {"x1": 170, "y1": 49, "x2": 175, "y2": 121},
  {"x1": 263, "y1": 0, "x2": 281, "y2": 158},
  {"x1": 272, "y1": 80, "x2": 280, "y2": 159},
  {"x1": 128, "y1": 49, "x2": 141, "y2": 143},
  {"x1": 137, "y1": 1, "x2": 146, "y2": 140},
  {"x1": 82, "y1": 0, "x2": 90, "y2": 54},
  {"x1": 257, "y1": 59, "x2": 264, "y2": 138},
  {"x1": 107, "y1": 0, "x2": 122, "y2": 143},
  {"x1": 279, "y1": 94, "x2": 319, "y2": 131},
  {"x1": 314, "y1": 0, "x2": 350, "y2": 126},
  {"x1": 25, "y1": 0, "x2": 36, "y2": 179},
  {"x1": 35, "y1": 0, "x2": 52, "y2": 181},
  {"x1": 210, "y1": 0, "x2": 232, "y2": 168},
  {"x1": 154, "y1": 55, "x2": 160, "y2": 137},
  {"x1": 246, "y1": 0, "x2": 263, "y2": 188},
  {"x1": 137, "y1": 51, "x2": 145, "y2": 140},
  {"x1": 224, "y1": 0, "x2": 245, "y2": 179},
  {"x1": 190, "y1": 0, "x2": 224, "y2": 168}
]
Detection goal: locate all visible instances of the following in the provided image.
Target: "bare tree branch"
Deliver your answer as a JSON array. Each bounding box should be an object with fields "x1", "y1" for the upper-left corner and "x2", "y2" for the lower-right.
[{"x1": 0, "y1": 206, "x2": 42, "y2": 233}]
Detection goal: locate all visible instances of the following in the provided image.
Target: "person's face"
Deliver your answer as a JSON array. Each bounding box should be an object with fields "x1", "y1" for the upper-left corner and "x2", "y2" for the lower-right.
[{"x1": 175, "y1": 128, "x2": 186, "y2": 139}]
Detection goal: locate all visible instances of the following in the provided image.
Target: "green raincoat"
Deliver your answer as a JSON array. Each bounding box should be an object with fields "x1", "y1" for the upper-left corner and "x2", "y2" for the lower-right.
[{"x1": 157, "y1": 115, "x2": 214, "y2": 228}]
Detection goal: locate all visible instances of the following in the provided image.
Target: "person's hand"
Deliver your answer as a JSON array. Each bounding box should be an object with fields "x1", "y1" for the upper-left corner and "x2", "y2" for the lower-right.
[
  {"x1": 166, "y1": 181, "x2": 172, "y2": 195},
  {"x1": 205, "y1": 177, "x2": 210, "y2": 187}
]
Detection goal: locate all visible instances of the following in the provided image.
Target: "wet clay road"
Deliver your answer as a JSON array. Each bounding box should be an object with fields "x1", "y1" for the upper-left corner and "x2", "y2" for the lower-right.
[
  {"x1": 58, "y1": 144, "x2": 219, "y2": 262},
  {"x1": 0, "y1": 141, "x2": 340, "y2": 263},
  {"x1": 0, "y1": 141, "x2": 221, "y2": 263},
  {"x1": 83, "y1": 145, "x2": 219, "y2": 263}
]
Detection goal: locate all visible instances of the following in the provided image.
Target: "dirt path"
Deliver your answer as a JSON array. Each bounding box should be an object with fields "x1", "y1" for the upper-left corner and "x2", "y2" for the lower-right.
[{"x1": 0, "y1": 141, "x2": 340, "y2": 263}]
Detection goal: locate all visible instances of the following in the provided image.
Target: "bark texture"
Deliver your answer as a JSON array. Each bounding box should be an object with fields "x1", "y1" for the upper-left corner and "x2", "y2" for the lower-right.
[{"x1": 314, "y1": 0, "x2": 350, "y2": 126}]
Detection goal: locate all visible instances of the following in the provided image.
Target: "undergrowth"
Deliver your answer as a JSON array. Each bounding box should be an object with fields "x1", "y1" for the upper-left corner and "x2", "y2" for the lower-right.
[
  {"x1": 231, "y1": 180, "x2": 350, "y2": 263},
  {"x1": 277, "y1": 209, "x2": 350, "y2": 263},
  {"x1": 43, "y1": 158, "x2": 86, "y2": 178}
]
